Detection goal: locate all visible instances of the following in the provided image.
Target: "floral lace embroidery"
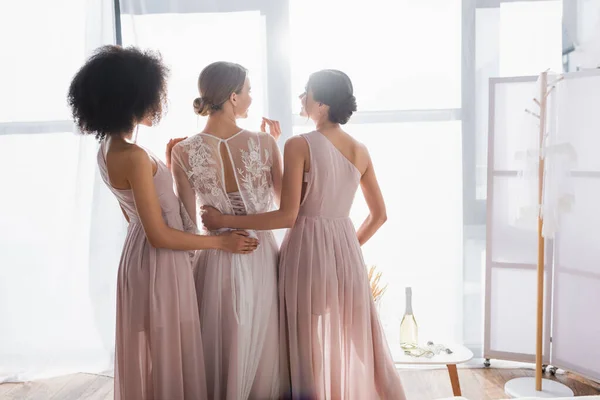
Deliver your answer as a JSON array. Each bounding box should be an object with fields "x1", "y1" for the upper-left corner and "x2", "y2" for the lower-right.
[
  {"x1": 185, "y1": 136, "x2": 225, "y2": 211},
  {"x1": 237, "y1": 137, "x2": 273, "y2": 213}
]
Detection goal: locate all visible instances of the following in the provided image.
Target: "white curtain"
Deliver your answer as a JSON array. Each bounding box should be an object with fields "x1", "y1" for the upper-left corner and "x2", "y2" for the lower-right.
[{"x1": 0, "y1": 0, "x2": 123, "y2": 382}]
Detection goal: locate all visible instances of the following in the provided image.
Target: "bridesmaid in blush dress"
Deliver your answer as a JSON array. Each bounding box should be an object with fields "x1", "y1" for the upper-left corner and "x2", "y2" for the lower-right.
[
  {"x1": 202, "y1": 70, "x2": 406, "y2": 399},
  {"x1": 67, "y1": 46, "x2": 258, "y2": 400}
]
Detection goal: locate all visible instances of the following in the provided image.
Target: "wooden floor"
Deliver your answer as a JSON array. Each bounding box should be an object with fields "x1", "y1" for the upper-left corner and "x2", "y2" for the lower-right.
[
  {"x1": 400, "y1": 368, "x2": 600, "y2": 400},
  {"x1": 1, "y1": 368, "x2": 599, "y2": 399}
]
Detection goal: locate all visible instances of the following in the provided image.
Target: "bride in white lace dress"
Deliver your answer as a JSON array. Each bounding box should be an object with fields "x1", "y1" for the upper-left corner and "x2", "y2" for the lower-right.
[{"x1": 170, "y1": 62, "x2": 284, "y2": 399}]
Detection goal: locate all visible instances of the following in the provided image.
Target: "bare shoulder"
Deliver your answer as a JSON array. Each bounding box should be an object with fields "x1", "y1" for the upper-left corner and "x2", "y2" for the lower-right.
[
  {"x1": 125, "y1": 143, "x2": 150, "y2": 162},
  {"x1": 352, "y1": 137, "x2": 370, "y2": 157},
  {"x1": 106, "y1": 141, "x2": 143, "y2": 164},
  {"x1": 104, "y1": 142, "x2": 153, "y2": 189},
  {"x1": 284, "y1": 134, "x2": 309, "y2": 153},
  {"x1": 122, "y1": 144, "x2": 154, "y2": 175},
  {"x1": 343, "y1": 131, "x2": 371, "y2": 167}
]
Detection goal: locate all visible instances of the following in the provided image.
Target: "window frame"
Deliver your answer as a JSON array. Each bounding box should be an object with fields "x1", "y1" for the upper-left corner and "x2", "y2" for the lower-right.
[
  {"x1": 0, "y1": 0, "x2": 476, "y2": 233},
  {"x1": 1, "y1": 0, "x2": 571, "y2": 233}
]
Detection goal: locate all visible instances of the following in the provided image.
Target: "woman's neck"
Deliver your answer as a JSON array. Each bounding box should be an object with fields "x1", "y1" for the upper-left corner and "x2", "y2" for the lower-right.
[
  {"x1": 315, "y1": 120, "x2": 339, "y2": 133},
  {"x1": 203, "y1": 112, "x2": 241, "y2": 139},
  {"x1": 108, "y1": 129, "x2": 135, "y2": 145}
]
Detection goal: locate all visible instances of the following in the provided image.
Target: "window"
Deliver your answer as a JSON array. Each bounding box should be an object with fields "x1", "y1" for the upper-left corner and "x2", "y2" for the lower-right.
[
  {"x1": 499, "y1": 1, "x2": 563, "y2": 77},
  {"x1": 289, "y1": 0, "x2": 462, "y2": 111},
  {"x1": 121, "y1": 11, "x2": 268, "y2": 157},
  {"x1": 0, "y1": 1, "x2": 86, "y2": 123},
  {"x1": 475, "y1": 1, "x2": 563, "y2": 200},
  {"x1": 475, "y1": 8, "x2": 500, "y2": 200},
  {"x1": 349, "y1": 121, "x2": 464, "y2": 345}
]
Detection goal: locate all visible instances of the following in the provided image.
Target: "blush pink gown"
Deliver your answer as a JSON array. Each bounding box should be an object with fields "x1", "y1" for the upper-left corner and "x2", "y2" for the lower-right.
[
  {"x1": 97, "y1": 142, "x2": 207, "y2": 400},
  {"x1": 278, "y1": 131, "x2": 406, "y2": 399}
]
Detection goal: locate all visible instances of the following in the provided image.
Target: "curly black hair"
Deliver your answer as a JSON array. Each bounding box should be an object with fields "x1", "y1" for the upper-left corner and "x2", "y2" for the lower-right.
[{"x1": 67, "y1": 45, "x2": 169, "y2": 140}]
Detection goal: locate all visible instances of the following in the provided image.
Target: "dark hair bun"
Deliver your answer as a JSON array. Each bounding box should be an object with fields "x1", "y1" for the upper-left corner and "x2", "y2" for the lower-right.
[
  {"x1": 328, "y1": 95, "x2": 357, "y2": 124},
  {"x1": 306, "y1": 69, "x2": 357, "y2": 125}
]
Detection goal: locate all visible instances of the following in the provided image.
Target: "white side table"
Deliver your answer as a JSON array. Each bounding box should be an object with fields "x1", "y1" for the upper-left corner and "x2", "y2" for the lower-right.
[{"x1": 392, "y1": 343, "x2": 474, "y2": 396}]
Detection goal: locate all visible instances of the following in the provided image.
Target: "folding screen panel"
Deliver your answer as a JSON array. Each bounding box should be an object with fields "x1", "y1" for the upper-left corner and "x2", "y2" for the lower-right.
[
  {"x1": 485, "y1": 77, "x2": 552, "y2": 364},
  {"x1": 551, "y1": 72, "x2": 600, "y2": 381}
]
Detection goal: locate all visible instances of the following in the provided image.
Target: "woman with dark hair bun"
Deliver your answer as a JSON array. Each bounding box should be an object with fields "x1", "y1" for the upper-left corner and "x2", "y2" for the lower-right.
[
  {"x1": 202, "y1": 69, "x2": 406, "y2": 399},
  {"x1": 68, "y1": 46, "x2": 258, "y2": 399}
]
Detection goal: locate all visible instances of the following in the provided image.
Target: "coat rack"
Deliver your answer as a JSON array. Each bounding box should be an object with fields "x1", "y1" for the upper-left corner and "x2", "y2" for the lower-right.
[{"x1": 502, "y1": 70, "x2": 573, "y2": 397}]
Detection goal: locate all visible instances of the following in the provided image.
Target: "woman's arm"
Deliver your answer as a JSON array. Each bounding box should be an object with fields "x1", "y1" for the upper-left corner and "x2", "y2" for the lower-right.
[
  {"x1": 202, "y1": 136, "x2": 307, "y2": 231},
  {"x1": 126, "y1": 147, "x2": 257, "y2": 253},
  {"x1": 355, "y1": 151, "x2": 387, "y2": 246}
]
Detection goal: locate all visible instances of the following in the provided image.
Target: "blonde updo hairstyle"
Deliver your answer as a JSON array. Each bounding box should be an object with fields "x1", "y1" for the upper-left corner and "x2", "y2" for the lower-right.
[{"x1": 193, "y1": 61, "x2": 247, "y2": 116}]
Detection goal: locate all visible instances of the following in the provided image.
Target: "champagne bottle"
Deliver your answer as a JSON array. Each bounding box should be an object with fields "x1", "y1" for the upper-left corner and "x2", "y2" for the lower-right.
[{"x1": 400, "y1": 287, "x2": 418, "y2": 349}]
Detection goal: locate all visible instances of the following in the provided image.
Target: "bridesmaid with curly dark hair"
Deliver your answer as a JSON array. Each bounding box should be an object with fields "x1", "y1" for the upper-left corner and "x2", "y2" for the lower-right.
[{"x1": 68, "y1": 45, "x2": 258, "y2": 399}]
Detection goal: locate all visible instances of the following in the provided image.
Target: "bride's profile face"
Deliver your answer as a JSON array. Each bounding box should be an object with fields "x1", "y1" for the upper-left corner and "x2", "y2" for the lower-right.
[{"x1": 232, "y1": 77, "x2": 252, "y2": 119}]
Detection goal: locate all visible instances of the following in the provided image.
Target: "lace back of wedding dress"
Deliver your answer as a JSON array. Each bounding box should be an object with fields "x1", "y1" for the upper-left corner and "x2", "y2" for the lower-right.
[{"x1": 171, "y1": 129, "x2": 278, "y2": 229}]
